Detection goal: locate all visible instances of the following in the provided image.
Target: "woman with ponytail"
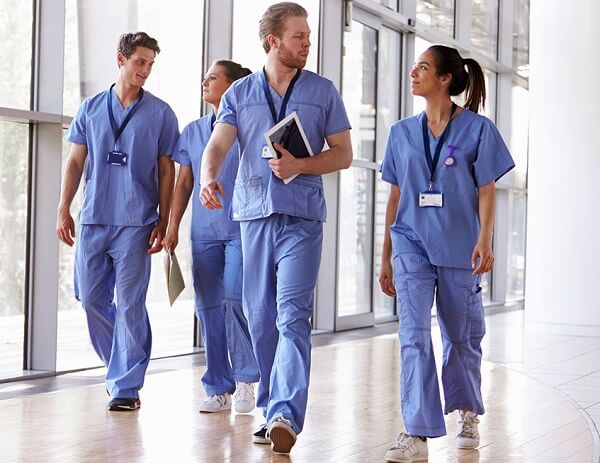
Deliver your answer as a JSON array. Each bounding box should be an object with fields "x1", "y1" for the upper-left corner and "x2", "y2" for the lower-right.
[
  {"x1": 379, "y1": 45, "x2": 514, "y2": 462},
  {"x1": 162, "y1": 60, "x2": 259, "y2": 414}
]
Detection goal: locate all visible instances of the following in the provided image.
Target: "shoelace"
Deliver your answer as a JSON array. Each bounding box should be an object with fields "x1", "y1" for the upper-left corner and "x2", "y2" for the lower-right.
[
  {"x1": 275, "y1": 416, "x2": 293, "y2": 428},
  {"x1": 392, "y1": 433, "x2": 418, "y2": 451},
  {"x1": 236, "y1": 383, "x2": 253, "y2": 402},
  {"x1": 206, "y1": 394, "x2": 228, "y2": 406},
  {"x1": 457, "y1": 413, "x2": 479, "y2": 438}
]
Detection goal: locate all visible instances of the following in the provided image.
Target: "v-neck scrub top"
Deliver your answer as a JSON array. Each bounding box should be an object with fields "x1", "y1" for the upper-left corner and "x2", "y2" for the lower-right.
[{"x1": 381, "y1": 109, "x2": 515, "y2": 269}]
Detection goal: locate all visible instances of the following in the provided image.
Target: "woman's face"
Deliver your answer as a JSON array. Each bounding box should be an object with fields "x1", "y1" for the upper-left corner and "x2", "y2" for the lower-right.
[
  {"x1": 409, "y1": 50, "x2": 448, "y2": 98},
  {"x1": 201, "y1": 64, "x2": 232, "y2": 107}
]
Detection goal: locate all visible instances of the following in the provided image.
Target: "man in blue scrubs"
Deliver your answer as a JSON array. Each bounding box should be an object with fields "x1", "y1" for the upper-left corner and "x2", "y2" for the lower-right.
[
  {"x1": 56, "y1": 32, "x2": 179, "y2": 411},
  {"x1": 199, "y1": 2, "x2": 352, "y2": 454}
]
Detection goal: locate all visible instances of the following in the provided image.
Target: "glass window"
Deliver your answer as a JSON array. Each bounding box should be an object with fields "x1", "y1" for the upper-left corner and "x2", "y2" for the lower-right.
[
  {"x1": 375, "y1": 0, "x2": 399, "y2": 10},
  {"x1": 513, "y1": 0, "x2": 530, "y2": 77},
  {"x1": 0, "y1": 1, "x2": 33, "y2": 109},
  {"x1": 471, "y1": 0, "x2": 499, "y2": 59},
  {"x1": 416, "y1": 0, "x2": 455, "y2": 36},
  {"x1": 0, "y1": 122, "x2": 29, "y2": 374},
  {"x1": 232, "y1": 0, "x2": 320, "y2": 74},
  {"x1": 343, "y1": 22, "x2": 377, "y2": 162},
  {"x1": 373, "y1": 27, "x2": 401, "y2": 319},
  {"x1": 337, "y1": 169, "x2": 375, "y2": 317},
  {"x1": 338, "y1": 20, "x2": 378, "y2": 318},
  {"x1": 506, "y1": 84, "x2": 528, "y2": 189},
  {"x1": 506, "y1": 190, "x2": 526, "y2": 301},
  {"x1": 63, "y1": 0, "x2": 204, "y2": 128}
]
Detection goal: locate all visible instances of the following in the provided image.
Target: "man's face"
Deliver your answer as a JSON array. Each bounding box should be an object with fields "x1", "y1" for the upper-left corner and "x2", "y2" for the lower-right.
[
  {"x1": 117, "y1": 46, "x2": 156, "y2": 87},
  {"x1": 273, "y1": 16, "x2": 311, "y2": 69}
]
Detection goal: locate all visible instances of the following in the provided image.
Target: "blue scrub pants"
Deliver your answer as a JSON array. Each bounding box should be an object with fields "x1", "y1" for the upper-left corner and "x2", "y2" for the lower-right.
[
  {"x1": 192, "y1": 239, "x2": 259, "y2": 396},
  {"x1": 241, "y1": 214, "x2": 323, "y2": 434},
  {"x1": 74, "y1": 224, "x2": 153, "y2": 399},
  {"x1": 393, "y1": 248, "x2": 485, "y2": 438}
]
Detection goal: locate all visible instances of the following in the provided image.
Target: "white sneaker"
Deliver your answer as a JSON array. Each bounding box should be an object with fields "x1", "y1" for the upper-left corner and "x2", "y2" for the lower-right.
[
  {"x1": 234, "y1": 382, "x2": 255, "y2": 414},
  {"x1": 198, "y1": 393, "x2": 231, "y2": 413},
  {"x1": 384, "y1": 433, "x2": 428, "y2": 462},
  {"x1": 268, "y1": 417, "x2": 297, "y2": 454},
  {"x1": 456, "y1": 410, "x2": 480, "y2": 449}
]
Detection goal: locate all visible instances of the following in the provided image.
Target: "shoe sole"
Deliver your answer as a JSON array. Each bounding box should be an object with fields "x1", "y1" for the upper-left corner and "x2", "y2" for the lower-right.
[
  {"x1": 270, "y1": 426, "x2": 296, "y2": 454},
  {"x1": 234, "y1": 404, "x2": 255, "y2": 414},
  {"x1": 198, "y1": 406, "x2": 231, "y2": 413},
  {"x1": 252, "y1": 437, "x2": 270, "y2": 445},
  {"x1": 107, "y1": 402, "x2": 140, "y2": 411},
  {"x1": 385, "y1": 456, "x2": 428, "y2": 463}
]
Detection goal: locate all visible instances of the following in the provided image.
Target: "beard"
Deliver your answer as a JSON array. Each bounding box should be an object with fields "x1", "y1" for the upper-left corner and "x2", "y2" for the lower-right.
[{"x1": 277, "y1": 42, "x2": 308, "y2": 69}]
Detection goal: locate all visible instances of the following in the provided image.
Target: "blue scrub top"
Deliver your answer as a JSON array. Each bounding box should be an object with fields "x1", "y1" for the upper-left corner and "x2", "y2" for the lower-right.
[
  {"x1": 381, "y1": 109, "x2": 515, "y2": 269},
  {"x1": 66, "y1": 87, "x2": 180, "y2": 226},
  {"x1": 216, "y1": 70, "x2": 351, "y2": 222},
  {"x1": 173, "y1": 114, "x2": 241, "y2": 241}
]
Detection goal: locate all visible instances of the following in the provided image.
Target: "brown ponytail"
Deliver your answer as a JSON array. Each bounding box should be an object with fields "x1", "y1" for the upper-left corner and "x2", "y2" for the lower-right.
[{"x1": 428, "y1": 45, "x2": 486, "y2": 112}]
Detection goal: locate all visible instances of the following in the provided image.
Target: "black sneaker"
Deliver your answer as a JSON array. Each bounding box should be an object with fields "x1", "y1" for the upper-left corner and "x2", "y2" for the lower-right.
[
  {"x1": 252, "y1": 423, "x2": 270, "y2": 444},
  {"x1": 107, "y1": 397, "x2": 141, "y2": 411}
]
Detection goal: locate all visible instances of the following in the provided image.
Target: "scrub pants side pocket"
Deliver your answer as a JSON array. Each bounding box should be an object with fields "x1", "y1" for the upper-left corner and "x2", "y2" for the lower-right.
[
  {"x1": 393, "y1": 252, "x2": 435, "y2": 330},
  {"x1": 467, "y1": 285, "x2": 485, "y2": 339}
]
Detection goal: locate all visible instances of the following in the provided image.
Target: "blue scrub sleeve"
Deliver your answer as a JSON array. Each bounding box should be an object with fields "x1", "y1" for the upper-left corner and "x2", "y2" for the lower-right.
[
  {"x1": 324, "y1": 83, "x2": 352, "y2": 137},
  {"x1": 66, "y1": 99, "x2": 89, "y2": 145},
  {"x1": 216, "y1": 86, "x2": 238, "y2": 128},
  {"x1": 172, "y1": 125, "x2": 192, "y2": 167},
  {"x1": 157, "y1": 107, "x2": 180, "y2": 157},
  {"x1": 472, "y1": 119, "x2": 515, "y2": 187},
  {"x1": 380, "y1": 127, "x2": 400, "y2": 186}
]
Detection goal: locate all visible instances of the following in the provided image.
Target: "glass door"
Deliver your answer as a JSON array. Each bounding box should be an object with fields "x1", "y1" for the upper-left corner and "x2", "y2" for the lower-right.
[{"x1": 336, "y1": 9, "x2": 401, "y2": 330}]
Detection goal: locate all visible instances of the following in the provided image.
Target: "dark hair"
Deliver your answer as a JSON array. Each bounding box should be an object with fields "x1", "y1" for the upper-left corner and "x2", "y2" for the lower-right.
[
  {"x1": 259, "y1": 2, "x2": 308, "y2": 53},
  {"x1": 214, "y1": 60, "x2": 252, "y2": 82},
  {"x1": 427, "y1": 45, "x2": 486, "y2": 112},
  {"x1": 117, "y1": 32, "x2": 160, "y2": 58}
]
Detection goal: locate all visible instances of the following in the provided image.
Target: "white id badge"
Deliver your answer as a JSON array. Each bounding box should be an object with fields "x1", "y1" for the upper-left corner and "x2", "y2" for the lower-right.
[
  {"x1": 261, "y1": 145, "x2": 273, "y2": 159},
  {"x1": 419, "y1": 191, "x2": 443, "y2": 207}
]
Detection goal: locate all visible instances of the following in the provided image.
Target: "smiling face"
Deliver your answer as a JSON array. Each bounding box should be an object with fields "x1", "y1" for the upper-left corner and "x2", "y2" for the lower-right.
[
  {"x1": 201, "y1": 64, "x2": 233, "y2": 107},
  {"x1": 410, "y1": 50, "x2": 450, "y2": 98},
  {"x1": 271, "y1": 16, "x2": 311, "y2": 69},
  {"x1": 117, "y1": 46, "x2": 156, "y2": 88}
]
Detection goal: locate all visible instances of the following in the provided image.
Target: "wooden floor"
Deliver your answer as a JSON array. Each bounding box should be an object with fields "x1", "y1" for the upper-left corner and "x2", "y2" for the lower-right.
[{"x1": 0, "y1": 326, "x2": 597, "y2": 463}]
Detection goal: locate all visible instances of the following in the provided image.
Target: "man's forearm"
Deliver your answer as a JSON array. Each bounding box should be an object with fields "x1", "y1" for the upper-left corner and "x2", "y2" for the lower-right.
[
  {"x1": 200, "y1": 146, "x2": 226, "y2": 184},
  {"x1": 58, "y1": 159, "x2": 85, "y2": 212},
  {"x1": 296, "y1": 143, "x2": 352, "y2": 176}
]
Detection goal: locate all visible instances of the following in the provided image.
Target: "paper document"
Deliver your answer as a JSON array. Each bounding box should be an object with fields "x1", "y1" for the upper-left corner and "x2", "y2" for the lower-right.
[
  {"x1": 263, "y1": 111, "x2": 313, "y2": 184},
  {"x1": 163, "y1": 251, "x2": 185, "y2": 306}
]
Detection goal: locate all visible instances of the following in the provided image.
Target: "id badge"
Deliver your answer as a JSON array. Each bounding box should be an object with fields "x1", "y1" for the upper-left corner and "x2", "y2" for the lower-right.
[
  {"x1": 261, "y1": 145, "x2": 273, "y2": 159},
  {"x1": 107, "y1": 150, "x2": 127, "y2": 166},
  {"x1": 419, "y1": 191, "x2": 443, "y2": 207}
]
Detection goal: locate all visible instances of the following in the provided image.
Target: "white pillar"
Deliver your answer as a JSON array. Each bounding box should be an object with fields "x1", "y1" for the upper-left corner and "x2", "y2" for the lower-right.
[{"x1": 526, "y1": 0, "x2": 600, "y2": 333}]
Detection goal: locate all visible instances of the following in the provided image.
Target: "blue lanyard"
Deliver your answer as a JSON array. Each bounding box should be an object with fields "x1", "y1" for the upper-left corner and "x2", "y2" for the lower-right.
[
  {"x1": 421, "y1": 102, "x2": 457, "y2": 190},
  {"x1": 260, "y1": 67, "x2": 301, "y2": 124},
  {"x1": 107, "y1": 83, "x2": 144, "y2": 146}
]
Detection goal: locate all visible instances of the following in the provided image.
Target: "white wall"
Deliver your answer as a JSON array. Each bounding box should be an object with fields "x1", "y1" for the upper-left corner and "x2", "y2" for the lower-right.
[{"x1": 526, "y1": 0, "x2": 600, "y2": 331}]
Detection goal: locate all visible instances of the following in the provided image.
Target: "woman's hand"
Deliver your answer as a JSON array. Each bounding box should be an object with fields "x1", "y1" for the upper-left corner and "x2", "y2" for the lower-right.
[{"x1": 471, "y1": 238, "x2": 494, "y2": 274}]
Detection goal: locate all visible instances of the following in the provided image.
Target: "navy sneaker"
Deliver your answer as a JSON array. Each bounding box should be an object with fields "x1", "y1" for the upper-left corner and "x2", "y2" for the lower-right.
[
  {"x1": 252, "y1": 423, "x2": 270, "y2": 444},
  {"x1": 107, "y1": 397, "x2": 141, "y2": 411}
]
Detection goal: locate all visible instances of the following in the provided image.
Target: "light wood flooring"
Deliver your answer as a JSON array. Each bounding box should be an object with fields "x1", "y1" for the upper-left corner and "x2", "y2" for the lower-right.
[{"x1": 1, "y1": 314, "x2": 598, "y2": 463}]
